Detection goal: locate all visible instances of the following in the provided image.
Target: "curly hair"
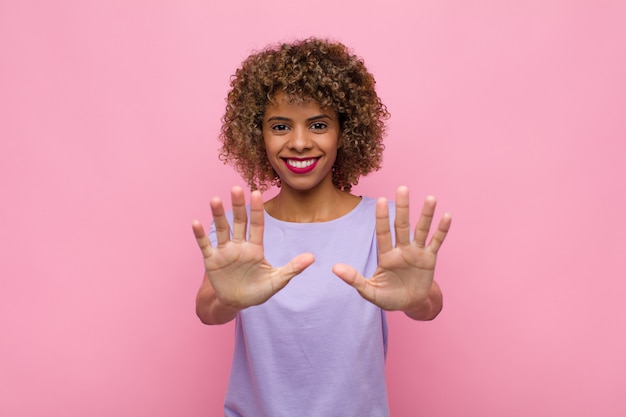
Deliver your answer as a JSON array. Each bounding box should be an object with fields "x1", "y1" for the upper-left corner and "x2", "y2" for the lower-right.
[{"x1": 219, "y1": 38, "x2": 390, "y2": 191}]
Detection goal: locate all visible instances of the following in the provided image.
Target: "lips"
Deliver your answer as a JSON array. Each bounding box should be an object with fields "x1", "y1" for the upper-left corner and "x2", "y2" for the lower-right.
[{"x1": 282, "y1": 157, "x2": 320, "y2": 174}]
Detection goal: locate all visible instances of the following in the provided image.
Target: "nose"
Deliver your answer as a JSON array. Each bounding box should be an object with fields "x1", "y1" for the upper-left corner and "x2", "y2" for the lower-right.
[{"x1": 287, "y1": 126, "x2": 312, "y2": 152}]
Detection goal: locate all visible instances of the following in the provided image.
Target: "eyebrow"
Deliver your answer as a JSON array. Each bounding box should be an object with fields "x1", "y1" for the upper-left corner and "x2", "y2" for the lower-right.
[{"x1": 265, "y1": 114, "x2": 335, "y2": 123}]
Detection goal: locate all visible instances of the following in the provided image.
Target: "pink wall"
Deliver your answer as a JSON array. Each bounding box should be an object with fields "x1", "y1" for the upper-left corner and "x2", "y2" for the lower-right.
[{"x1": 1, "y1": 1, "x2": 625, "y2": 416}]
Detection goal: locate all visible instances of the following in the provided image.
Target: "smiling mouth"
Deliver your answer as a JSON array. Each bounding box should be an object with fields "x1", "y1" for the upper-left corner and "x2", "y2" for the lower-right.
[{"x1": 283, "y1": 157, "x2": 320, "y2": 173}]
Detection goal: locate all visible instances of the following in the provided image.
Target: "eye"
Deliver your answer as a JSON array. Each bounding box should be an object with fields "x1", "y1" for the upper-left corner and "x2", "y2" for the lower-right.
[
  {"x1": 271, "y1": 124, "x2": 290, "y2": 131},
  {"x1": 310, "y1": 122, "x2": 328, "y2": 130}
]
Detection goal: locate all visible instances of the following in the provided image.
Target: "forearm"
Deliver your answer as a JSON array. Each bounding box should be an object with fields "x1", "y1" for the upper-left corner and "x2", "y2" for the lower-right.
[
  {"x1": 195, "y1": 273, "x2": 240, "y2": 325},
  {"x1": 403, "y1": 281, "x2": 443, "y2": 321}
]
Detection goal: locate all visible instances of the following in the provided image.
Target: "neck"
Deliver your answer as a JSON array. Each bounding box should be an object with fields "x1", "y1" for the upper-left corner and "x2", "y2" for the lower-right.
[{"x1": 265, "y1": 185, "x2": 360, "y2": 223}]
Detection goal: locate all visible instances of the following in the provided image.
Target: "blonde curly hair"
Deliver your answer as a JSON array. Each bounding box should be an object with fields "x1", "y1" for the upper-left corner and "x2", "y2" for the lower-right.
[{"x1": 219, "y1": 38, "x2": 390, "y2": 191}]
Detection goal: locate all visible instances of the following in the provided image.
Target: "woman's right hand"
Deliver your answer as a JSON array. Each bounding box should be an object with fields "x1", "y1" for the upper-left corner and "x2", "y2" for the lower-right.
[{"x1": 192, "y1": 186, "x2": 315, "y2": 318}]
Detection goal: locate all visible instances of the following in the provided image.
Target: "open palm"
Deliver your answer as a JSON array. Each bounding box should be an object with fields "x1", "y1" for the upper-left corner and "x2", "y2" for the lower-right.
[
  {"x1": 193, "y1": 187, "x2": 314, "y2": 309},
  {"x1": 332, "y1": 186, "x2": 451, "y2": 313}
]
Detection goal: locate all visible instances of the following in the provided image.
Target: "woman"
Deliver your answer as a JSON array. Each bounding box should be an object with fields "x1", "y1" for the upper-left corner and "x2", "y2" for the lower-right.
[{"x1": 192, "y1": 38, "x2": 451, "y2": 417}]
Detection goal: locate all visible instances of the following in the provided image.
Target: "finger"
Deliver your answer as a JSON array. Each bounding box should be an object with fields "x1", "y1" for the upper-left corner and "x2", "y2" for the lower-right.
[
  {"x1": 230, "y1": 186, "x2": 248, "y2": 243},
  {"x1": 394, "y1": 186, "x2": 411, "y2": 247},
  {"x1": 332, "y1": 263, "x2": 373, "y2": 302},
  {"x1": 414, "y1": 196, "x2": 436, "y2": 248},
  {"x1": 248, "y1": 190, "x2": 265, "y2": 245},
  {"x1": 274, "y1": 253, "x2": 315, "y2": 289},
  {"x1": 192, "y1": 220, "x2": 212, "y2": 259},
  {"x1": 376, "y1": 197, "x2": 393, "y2": 254},
  {"x1": 428, "y1": 212, "x2": 452, "y2": 254},
  {"x1": 210, "y1": 196, "x2": 231, "y2": 246}
]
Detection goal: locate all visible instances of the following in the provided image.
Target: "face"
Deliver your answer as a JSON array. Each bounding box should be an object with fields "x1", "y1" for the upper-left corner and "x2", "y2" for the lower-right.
[{"x1": 262, "y1": 93, "x2": 341, "y2": 193}]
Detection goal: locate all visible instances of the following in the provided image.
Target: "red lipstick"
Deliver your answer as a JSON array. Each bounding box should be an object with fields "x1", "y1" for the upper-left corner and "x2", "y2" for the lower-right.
[{"x1": 283, "y1": 157, "x2": 319, "y2": 174}]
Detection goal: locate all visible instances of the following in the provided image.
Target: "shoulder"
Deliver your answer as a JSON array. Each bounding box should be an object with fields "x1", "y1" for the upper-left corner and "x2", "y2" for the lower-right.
[{"x1": 358, "y1": 196, "x2": 396, "y2": 215}]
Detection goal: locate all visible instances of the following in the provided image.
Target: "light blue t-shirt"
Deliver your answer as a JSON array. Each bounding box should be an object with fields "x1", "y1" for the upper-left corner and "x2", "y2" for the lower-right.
[{"x1": 211, "y1": 197, "x2": 393, "y2": 417}]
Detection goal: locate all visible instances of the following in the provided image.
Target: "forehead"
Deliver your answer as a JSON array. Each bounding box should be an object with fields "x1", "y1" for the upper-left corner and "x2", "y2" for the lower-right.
[{"x1": 264, "y1": 92, "x2": 335, "y2": 118}]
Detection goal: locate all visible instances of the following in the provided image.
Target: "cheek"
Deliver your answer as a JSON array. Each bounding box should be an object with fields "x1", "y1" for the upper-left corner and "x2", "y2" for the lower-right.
[
  {"x1": 263, "y1": 141, "x2": 281, "y2": 169},
  {"x1": 263, "y1": 138, "x2": 275, "y2": 157},
  {"x1": 336, "y1": 133, "x2": 344, "y2": 149},
  {"x1": 261, "y1": 135, "x2": 273, "y2": 156}
]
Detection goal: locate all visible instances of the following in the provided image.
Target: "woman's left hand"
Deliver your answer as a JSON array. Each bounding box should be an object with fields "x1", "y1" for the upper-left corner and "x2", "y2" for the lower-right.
[{"x1": 332, "y1": 186, "x2": 451, "y2": 320}]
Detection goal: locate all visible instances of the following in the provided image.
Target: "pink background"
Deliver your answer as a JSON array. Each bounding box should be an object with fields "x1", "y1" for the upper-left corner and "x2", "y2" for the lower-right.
[{"x1": 1, "y1": 1, "x2": 625, "y2": 416}]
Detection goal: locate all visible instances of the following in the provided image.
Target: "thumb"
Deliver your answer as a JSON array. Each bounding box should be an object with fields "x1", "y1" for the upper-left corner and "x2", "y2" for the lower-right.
[
  {"x1": 278, "y1": 253, "x2": 315, "y2": 281},
  {"x1": 333, "y1": 264, "x2": 376, "y2": 305},
  {"x1": 332, "y1": 263, "x2": 366, "y2": 289},
  {"x1": 262, "y1": 253, "x2": 315, "y2": 300}
]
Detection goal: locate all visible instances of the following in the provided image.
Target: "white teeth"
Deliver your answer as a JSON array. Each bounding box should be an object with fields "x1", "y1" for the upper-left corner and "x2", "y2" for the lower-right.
[{"x1": 287, "y1": 159, "x2": 316, "y2": 168}]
